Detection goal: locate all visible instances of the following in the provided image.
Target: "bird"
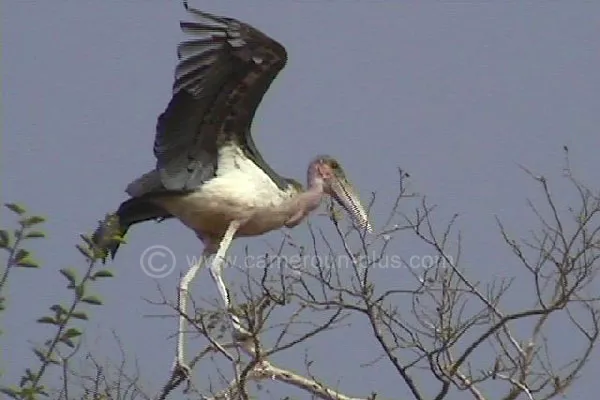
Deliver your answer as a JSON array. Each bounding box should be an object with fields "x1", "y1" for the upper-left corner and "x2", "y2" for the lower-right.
[{"x1": 93, "y1": 0, "x2": 372, "y2": 376}]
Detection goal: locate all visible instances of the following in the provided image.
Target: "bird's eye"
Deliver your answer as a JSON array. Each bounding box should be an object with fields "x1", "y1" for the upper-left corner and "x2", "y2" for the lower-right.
[{"x1": 330, "y1": 161, "x2": 339, "y2": 169}]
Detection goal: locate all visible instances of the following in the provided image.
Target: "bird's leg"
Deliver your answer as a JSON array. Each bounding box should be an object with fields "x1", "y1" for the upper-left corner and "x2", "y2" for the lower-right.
[
  {"x1": 174, "y1": 247, "x2": 212, "y2": 376},
  {"x1": 209, "y1": 220, "x2": 250, "y2": 340}
]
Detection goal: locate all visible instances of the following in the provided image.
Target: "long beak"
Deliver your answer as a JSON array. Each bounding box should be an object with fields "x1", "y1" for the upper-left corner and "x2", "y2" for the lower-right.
[{"x1": 329, "y1": 177, "x2": 373, "y2": 233}]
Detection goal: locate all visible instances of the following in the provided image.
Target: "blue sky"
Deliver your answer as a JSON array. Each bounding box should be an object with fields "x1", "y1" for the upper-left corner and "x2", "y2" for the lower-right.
[{"x1": 3, "y1": 1, "x2": 600, "y2": 398}]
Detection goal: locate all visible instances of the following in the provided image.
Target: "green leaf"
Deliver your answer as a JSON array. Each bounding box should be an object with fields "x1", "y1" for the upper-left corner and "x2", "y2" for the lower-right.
[
  {"x1": 32, "y1": 348, "x2": 48, "y2": 363},
  {"x1": 80, "y1": 234, "x2": 94, "y2": 247},
  {"x1": 59, "y1": 268, "x2": 77, "y2": 286},
  {"x1": 92, "y1": 269, "x2": 114, "y2": 279},
  {"x1": 81, "y1": 295, "x2": 103, "y2": 305},
  {"x1": 50, "y1": 304, "x2": 68, "y2": 315},
  {"x1": 32, "y1": 348, "x2": 60, "y2": 365},
  {"x1": 0, "y1": 230, "x2": 10, "y2": 248},
  {"x1": 5, "y1": 203, "x2": 26, "y2": 215},
  {"x1": 110, "y1": 235, "x2": 127, "y2": 244},
  {"x1": 71, "y1": 311, "x2": 88, "y2": 320},
  {"x1": 75, "y1": 284, "x2": 85, "y2": 299},
  {"x1": 19, "y1": 215, "x2": 46, "y2": 228},
  {"x1": 25, "y1": 231, "x2": 46, "y2": 239},
  {"x1": 14, "y1": 249, "x2": 30, "y2": 263},
  {"x1": 37, "y1": 316, "x2": 58, "y2": 325},
  {"x1": 0, "y1": 386, "x2": 21, "y2": 399},
  {"x1": 60, "y1": 329, "x2": 82, "y2": 347},
  {"x1": 15, "y1": 256, "x2": 40, "y2": 268},
  {"x1": 20, "y1": 385, "x2": 48, "y2": 398},
  {"x1": 20, "y1": 368, "x2": 36, "y2": 387},
  {"x1": 62, "y1": 327, "x2": 82, "y2": 339},
  {"x1": 76, "y1": 244, "x2": 93, "y2": 260},
  {"x1": 13, "y1": 249, "x2": 39, "y2": 268}
]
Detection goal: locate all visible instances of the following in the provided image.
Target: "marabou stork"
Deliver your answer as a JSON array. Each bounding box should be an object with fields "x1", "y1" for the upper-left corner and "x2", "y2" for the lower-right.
[{"x1": 93, "y1": 1, "x2": 372, "y2": 374}]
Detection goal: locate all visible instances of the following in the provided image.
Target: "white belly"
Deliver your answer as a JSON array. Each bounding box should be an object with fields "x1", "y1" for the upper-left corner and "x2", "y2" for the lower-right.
[{"x1": 154, "y1": 145, "x2": 297, "y2": 238}]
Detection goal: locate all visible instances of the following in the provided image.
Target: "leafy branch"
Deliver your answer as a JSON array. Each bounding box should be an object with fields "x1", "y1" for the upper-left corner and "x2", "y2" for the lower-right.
[{"x1": 0, "y1": 204, "x2": 116, "y2": 399}]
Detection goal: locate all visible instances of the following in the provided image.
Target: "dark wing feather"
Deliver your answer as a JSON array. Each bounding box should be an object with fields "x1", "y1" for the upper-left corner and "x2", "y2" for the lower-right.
[{"x1": 154, "y1": 1, "x2": 288, "y2": 191}]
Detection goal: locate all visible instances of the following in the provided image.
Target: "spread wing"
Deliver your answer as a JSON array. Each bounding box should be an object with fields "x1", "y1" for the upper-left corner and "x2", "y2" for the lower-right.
[{"x1": 154, "y1": 1, "x2": 288, "y2": 191}]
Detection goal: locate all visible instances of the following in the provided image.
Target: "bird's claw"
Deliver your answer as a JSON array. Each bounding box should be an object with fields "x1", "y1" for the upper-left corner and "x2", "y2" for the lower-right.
[
  {"x1": 172, "y1": 358, "x2": 192, "y2": 380},
  {"x1": 232, "y1": 324, "x2": 252, "y2": 342}
]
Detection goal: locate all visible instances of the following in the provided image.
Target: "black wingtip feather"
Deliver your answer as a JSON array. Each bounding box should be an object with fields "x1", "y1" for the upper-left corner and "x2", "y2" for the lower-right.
[
  {"x1": 91, "y1": 197, "x2": 173, "y2": 261},
  {"x1": 182, "y1": 1, "x2": 232, "y2": 27},
  {"x1": 92, "y1": 213, "x2": 125, "y2": 261}
]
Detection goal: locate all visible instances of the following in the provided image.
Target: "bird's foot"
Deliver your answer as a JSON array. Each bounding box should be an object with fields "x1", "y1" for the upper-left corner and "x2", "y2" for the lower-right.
[
  {"x1": 231, "y1": 322, "x2": 252, "y2": 342},
  {"x1": 227, "y1": 307, "x2": 252, "y2": 342},
  {"x1": 172, "y1": 358, "x2": 192, "y2": 380}
]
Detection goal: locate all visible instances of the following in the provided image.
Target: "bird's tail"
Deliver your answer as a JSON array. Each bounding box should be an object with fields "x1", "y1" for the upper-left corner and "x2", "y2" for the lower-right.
[{"x1": 92, "y1": 196, "x2": 171, "y2": 260}]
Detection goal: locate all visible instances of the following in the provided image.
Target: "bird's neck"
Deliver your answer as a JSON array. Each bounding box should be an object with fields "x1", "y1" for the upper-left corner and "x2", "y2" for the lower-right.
[
  {"x1": 300, "y1": 184, "x2": 324, "y2": 212},
  {"x1": 294, "y1": 164, "x2": 325, "y2": 213}
]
